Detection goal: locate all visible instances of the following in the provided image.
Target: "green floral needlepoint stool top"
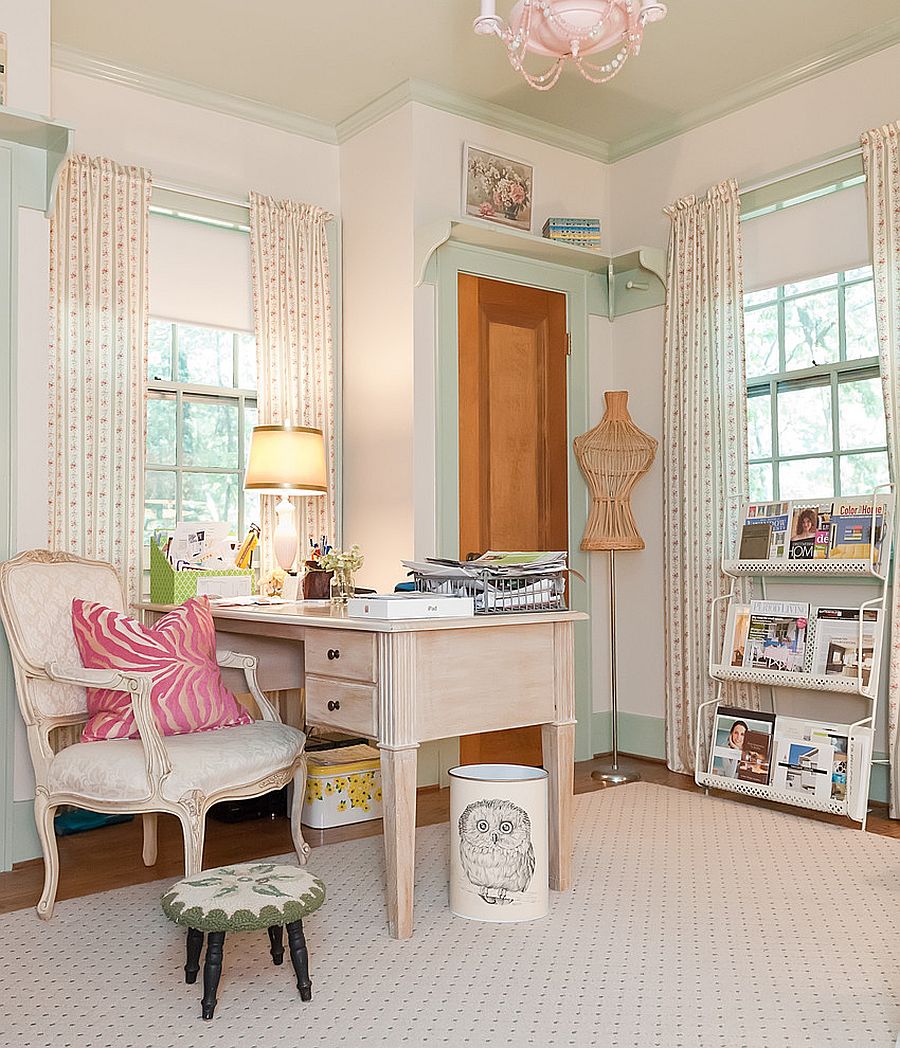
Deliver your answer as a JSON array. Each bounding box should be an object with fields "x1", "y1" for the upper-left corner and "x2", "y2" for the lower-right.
[{"x1": 161, "y1": 861, "x2": 326, "y2": 1020}]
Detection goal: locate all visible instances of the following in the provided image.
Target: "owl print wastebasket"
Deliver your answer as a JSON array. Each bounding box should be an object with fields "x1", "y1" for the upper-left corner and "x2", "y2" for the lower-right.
[{"x1": 448, "y1": 764, "x2": 549, "y2": 923}]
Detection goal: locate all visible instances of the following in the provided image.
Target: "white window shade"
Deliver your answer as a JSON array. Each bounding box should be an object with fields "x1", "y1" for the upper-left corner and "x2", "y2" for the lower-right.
[
  {"x1": 148, "y1": 213, "x2": 253, "y2": 331},
  {"x1": 742, "y1": 184, "x2": 870, "y2": 293}
]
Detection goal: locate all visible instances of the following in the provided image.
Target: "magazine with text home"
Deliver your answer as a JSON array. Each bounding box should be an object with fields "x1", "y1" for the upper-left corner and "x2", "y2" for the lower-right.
[
  {"x1": 742, "y1": 600, "x2": 809, "y2": 673},
  {"x1": 720, "y1": 603, "x2": 751, "y2": 667},
  {"x1": 708, "y1": 706, "x2": 776, "y2": 783},
  {"x1": 828, "y1": 496, "x2": 892, "y2": 566},
  {"x1": 788, "y1": 502, "x2": 831, "y2": 561},
  {"x1": 806, "y1": 607, "x2": 881, "y2": 688},
  {"x1": 739, "y1": 501, "x2": 790, "y2": 560}
]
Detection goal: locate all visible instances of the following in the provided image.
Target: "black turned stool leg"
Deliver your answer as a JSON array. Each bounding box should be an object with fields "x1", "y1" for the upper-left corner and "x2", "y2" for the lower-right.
[
  {"x1": 267, "y1": 925, "x2": 285, "y2": 966},
  {"x1": 185, "y1": 927, "x2": 204, "y2": 984},
  {"x1": 286, "y1": 920, "x2": 312, "y2": 1001},
  {"x1": 201, "y1": 931, "x2": 226, "y2": 1020}
]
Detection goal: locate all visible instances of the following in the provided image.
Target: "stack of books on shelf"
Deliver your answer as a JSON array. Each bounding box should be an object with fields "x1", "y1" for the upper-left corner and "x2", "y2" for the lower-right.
[
  {"x1": 541, "y1": 216, "x2": 601, "y2": 250},
  {"x1": 707, "y1": 704, "x2": 868, "y2": 806},
  {"x1": 721, "y1": 600, "x2": 881, "y2": 686},
  {"x1": 737, "y1": 496, "x2": 892, "y2": 567}
]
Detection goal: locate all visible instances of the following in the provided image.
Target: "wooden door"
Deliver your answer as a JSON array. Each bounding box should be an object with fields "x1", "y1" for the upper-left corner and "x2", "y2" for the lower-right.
[{"x1": 457, "y1": 274, "x2": 569, "y2": 767}]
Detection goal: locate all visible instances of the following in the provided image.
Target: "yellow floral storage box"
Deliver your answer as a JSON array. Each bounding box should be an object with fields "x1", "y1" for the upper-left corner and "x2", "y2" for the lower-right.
[{"x1": 301, "y1": 745, "x2": 382, "y2": 829}]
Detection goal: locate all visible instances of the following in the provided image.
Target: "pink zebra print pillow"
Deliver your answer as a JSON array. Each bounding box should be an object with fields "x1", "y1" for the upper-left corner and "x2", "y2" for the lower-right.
[{"x1": 72, "y1": 596, "x2": 253, "y2": 742}]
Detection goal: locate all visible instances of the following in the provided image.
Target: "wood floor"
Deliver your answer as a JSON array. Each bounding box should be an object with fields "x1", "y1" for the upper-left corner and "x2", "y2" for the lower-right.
[{"x1": 2, "y1": 754, "x2": 898, "y2": 916}]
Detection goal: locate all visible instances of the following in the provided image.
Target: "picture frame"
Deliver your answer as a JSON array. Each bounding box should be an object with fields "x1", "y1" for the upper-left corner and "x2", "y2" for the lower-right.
[{"x1": 462, "y1": 143, "x2": 534, "y2": 232}]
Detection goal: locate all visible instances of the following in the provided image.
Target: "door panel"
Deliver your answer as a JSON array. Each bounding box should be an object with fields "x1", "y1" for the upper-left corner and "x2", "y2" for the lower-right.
[{"x1": 457, "y1": 274, "x2": 569, "y2": 767}]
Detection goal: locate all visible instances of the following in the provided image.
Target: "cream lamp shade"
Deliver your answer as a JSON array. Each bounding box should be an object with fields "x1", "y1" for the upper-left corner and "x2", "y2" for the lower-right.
[{"x1": 244, "y1": 425, "x2": 327, "y2": 570}]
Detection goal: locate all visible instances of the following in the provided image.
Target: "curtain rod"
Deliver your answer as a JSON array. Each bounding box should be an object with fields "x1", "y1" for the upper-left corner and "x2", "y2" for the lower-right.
[
  {"x1": 152, "y1": 179, "x2": 249, "y2": 209},
  {"x1": 740, "y1": 146, "x2": 863, "y2": 196}
]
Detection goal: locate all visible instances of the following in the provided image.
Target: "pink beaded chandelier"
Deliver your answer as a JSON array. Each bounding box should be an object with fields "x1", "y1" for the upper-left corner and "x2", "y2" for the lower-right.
[{"x1": 474, "y1": 0, "x2": 667, "y2": 91}]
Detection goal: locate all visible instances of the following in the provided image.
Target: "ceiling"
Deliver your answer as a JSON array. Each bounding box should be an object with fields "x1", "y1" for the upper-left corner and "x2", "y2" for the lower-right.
[{"x1": 51, "y1": 1, "x2": 900, "y2": 157}]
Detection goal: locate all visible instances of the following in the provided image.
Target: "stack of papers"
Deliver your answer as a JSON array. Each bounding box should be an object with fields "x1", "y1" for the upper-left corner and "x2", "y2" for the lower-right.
[{"x1": 402, "y1": 551, "x2": 567, "y2": 578}]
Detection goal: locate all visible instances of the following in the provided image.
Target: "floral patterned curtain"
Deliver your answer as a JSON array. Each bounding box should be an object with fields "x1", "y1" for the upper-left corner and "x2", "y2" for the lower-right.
[
  {"x1": 249, "y1": 193, "x2": 336, "y2": 570},
  {"x1": 861, "y1": 121, "x2": 900, "y2": 818},
  {"x1": 662, "y1": 178, "x2": 754, "y2": 774},
  {"x1": 48, "y1": 154, "x2": 152, "y2": 603}
]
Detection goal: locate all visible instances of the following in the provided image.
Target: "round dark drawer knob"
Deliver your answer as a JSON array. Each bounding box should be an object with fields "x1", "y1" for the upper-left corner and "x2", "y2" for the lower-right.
[
  {"x1": 326, "y1": 700, "x2": 341, "y2": 712},
  {"x1": 327, "y1": 648, "x2": 341, "y2": 660}
]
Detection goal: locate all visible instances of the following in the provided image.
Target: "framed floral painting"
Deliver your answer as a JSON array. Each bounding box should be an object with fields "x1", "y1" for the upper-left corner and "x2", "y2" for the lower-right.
[{"x1": 463, "y1": 144, "x2": 534, "y2": 232}]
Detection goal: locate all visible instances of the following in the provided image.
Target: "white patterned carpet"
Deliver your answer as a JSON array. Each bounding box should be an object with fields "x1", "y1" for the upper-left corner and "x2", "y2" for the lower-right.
[{"x1": 1, "y1": 783, "x2": 899, "y2": 1048}]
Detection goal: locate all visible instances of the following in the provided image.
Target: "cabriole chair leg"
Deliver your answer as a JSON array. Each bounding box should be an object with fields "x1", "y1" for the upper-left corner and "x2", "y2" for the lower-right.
[{"x1": 34, "y1": 793, "x2": 59, "y2": 921}]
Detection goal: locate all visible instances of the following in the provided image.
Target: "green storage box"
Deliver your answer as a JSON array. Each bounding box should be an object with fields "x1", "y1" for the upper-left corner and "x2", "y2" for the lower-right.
[{"x1": 149, "y1": 539, "x2": 255, "y2": 605}]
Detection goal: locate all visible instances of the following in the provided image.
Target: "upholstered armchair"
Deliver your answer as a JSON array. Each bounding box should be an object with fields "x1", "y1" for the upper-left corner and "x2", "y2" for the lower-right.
[{"x1": 0, "y1": 550, "x2": 309, "y2": 920}]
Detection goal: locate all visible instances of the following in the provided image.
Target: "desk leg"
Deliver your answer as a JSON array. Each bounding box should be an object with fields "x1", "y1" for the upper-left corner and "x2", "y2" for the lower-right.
[
  {"x1": 379, "y1": 745, "x2": 417, "y2": 940},
  {"x1": 542, "y1": 721, "x2": 574, "y2": 892}
]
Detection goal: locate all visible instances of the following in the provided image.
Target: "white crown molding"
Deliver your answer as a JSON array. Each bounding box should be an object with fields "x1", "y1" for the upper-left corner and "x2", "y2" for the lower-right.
[
  {"x1": 336, "y1": 79, "x2": 612, "y2": 163},
  {"x1": 607, "y1": 17, "x2": 900, "y2": 162},
  {"x1": 50, "y1": 44, "x2": 338, "y2": 145}
]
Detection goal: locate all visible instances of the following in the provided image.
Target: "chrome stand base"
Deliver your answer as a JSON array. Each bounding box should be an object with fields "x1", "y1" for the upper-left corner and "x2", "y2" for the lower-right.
[{"x1": 591, "y1": 766, "x2": 642, "y2": 786}]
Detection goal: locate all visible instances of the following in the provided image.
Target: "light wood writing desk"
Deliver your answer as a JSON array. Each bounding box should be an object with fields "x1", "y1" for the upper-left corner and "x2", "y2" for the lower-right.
[{"x1": 142, "y1": 602, "x2": 586, "y2": 939}]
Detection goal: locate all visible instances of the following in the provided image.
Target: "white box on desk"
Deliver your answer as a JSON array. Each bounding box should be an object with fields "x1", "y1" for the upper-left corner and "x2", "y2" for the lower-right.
[{"x1": 347, "y1": 593, "x2": 475, "y2": 619}]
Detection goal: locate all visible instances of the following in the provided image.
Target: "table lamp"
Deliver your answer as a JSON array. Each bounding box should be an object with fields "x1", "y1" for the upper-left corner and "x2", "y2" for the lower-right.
[{"x1": 244, "y1": 424, "x2": 327, "y2": 571}]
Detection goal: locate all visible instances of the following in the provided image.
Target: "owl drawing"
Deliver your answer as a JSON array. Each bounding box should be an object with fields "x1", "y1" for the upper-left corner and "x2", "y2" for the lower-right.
[{"x1": 458, "y1": 798, "x2": 535, "y2": 905}]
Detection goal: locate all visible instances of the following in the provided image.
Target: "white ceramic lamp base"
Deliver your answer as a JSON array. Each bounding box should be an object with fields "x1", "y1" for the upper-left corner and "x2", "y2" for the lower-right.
[{"x1": 273, "y1": 495, "x2": 298, "y2": 571}]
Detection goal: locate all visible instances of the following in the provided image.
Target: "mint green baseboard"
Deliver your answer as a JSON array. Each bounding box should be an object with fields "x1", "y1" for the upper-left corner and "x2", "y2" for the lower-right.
[
  {"x1": 591, "y1": 711, "x2": 891, "y2": 805},
  {"x1": 12, "y1": 798, "x2": 39, "y2": 865},
  {"x1": 591, "y1": 711, "x2": 665, "y2": 762}
]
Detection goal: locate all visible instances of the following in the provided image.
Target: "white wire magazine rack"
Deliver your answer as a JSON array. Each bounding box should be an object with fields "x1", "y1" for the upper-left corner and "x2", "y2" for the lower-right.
[{"x1": 695, "y1": 482, "x2": 895, "y2": 829}]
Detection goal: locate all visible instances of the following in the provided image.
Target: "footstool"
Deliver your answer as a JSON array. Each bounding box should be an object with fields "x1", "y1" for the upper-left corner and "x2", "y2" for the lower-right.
[{"x1": 161, "y1": 861, "x2": 326, "y2": 1020}]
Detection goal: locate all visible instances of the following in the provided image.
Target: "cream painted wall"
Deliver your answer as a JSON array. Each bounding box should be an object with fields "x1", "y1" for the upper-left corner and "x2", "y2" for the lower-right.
[
  {"x1": 50, "y1": 69, "x2": 340, "y2": 211},
  {"x1": 0, "y1": 1, "x2": 50, "y2": 113},
  {"x1": 603, "y1": 42, "x2": 900, "y2": 745},
  {"x1": 340, "y1": 106, "x2": 416, "y2": 592}
]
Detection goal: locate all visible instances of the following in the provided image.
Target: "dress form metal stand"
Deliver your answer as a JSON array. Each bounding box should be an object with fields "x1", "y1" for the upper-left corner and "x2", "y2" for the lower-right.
[
  {"x1": 591, "y1": 551, "x2": 641, "y2": 785},
  {"x1": 573, "y1": 390, "x2": 657, "y2": 788}
]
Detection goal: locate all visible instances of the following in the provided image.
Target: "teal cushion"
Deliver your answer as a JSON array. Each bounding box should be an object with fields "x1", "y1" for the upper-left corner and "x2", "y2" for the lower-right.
[{"x1": 161, "y1": 862, "x2": 325, "y2": 933}]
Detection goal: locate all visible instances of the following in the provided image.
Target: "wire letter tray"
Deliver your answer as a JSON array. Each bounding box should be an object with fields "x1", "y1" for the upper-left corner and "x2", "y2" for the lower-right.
[{"x1": 413, "y1": 568, "x2": 567, "y2": 615}]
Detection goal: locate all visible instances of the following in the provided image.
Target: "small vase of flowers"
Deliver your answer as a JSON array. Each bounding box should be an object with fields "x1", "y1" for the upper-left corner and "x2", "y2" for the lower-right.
[{"x1": 320, "y1": 545, "x2": 364, "y2": 607}]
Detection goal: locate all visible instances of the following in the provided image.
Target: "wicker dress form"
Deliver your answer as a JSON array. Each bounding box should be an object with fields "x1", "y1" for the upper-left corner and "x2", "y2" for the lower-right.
[{"x1": 574, "y1": 391, "x2": 658, "y2": 552}]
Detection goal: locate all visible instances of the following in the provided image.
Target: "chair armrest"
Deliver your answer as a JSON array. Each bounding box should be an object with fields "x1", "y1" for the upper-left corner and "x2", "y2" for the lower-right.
[
  {"x1": 216, "y1": 650, "x2": 281, "y2": 723},
  {"x1": 44, "y1": 662, "x2": 173, "y2": 790}
]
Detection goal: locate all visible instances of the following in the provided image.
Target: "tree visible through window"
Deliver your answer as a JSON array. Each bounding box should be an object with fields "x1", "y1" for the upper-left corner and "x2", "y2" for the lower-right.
[
  {"x1": 145, "y1": 319, "x2": 259, "y2": 547},
  {"x1": 744, "y1": 268, "x2": 889, "y2": 501}
]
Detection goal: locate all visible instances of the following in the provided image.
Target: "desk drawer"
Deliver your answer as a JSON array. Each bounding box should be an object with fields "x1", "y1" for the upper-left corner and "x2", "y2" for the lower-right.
[
  {"x1": 306, "y1": 676, "x2": 377, "y2": 736},
  {"x1": 306, "y1": 629, "x2": 376, "y2": 683}
]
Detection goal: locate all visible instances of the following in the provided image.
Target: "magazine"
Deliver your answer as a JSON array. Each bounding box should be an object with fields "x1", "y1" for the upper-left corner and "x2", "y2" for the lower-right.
[
  {"x1": 806, "y1": 607, "x2": 881, "y2": 687},
  {"x1": 774, "y1": 716, "x2": 851, "y2": 802},
  {"x1": 828, "y1": 497, "x2": 891, "y2": 565},
  {"x1": 708, "y1": 706, "x2": 776, "y2": 783},
  {"x1": 771, "y1": 737, "x2": 835, "y2": 800},
  {"x1": 720, "y1": 603, "x2": 751, "y2": 667},
  {"x1": 742, "y1": 600, "x2": 809, "y2": 673},
  {"x1": 788, "y1": 503, "x2": 828, "y2": 561},
  {"x1": 739, "y1": 501, "x2": 790, "y2": 560}
]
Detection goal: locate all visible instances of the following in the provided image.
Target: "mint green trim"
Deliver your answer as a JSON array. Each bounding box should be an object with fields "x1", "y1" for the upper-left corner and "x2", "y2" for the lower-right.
[
  {"x1": 51, "y1": 45, "x2": 338, "y2": 145},
  {"x1": 591, "y1": 711, "x2": 665, "y2": 761},
  {"x1": 607, "y1": 18, "x2": 900, "y2": 162},
  {"x1": 869, "y1": 757, "x2": 889, "y2": 807},
  {"x1": 432, "y1": 242, "x2": 594, "y2": 761},
  {"x1": 12, "y1": 799, "x2": 40, "y2": 864},
  {"x1": 0, "y1": 147, "x2": 14, "y2": 872}
]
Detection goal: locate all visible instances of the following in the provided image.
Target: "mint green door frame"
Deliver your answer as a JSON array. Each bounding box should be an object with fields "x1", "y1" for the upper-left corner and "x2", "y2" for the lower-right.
[
  {"x1": 0, "y1": 146, "x2": 15, "y2": 871},
  {"x1": 431, "y1": 242, "x2": 602, "y2": 762}
]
